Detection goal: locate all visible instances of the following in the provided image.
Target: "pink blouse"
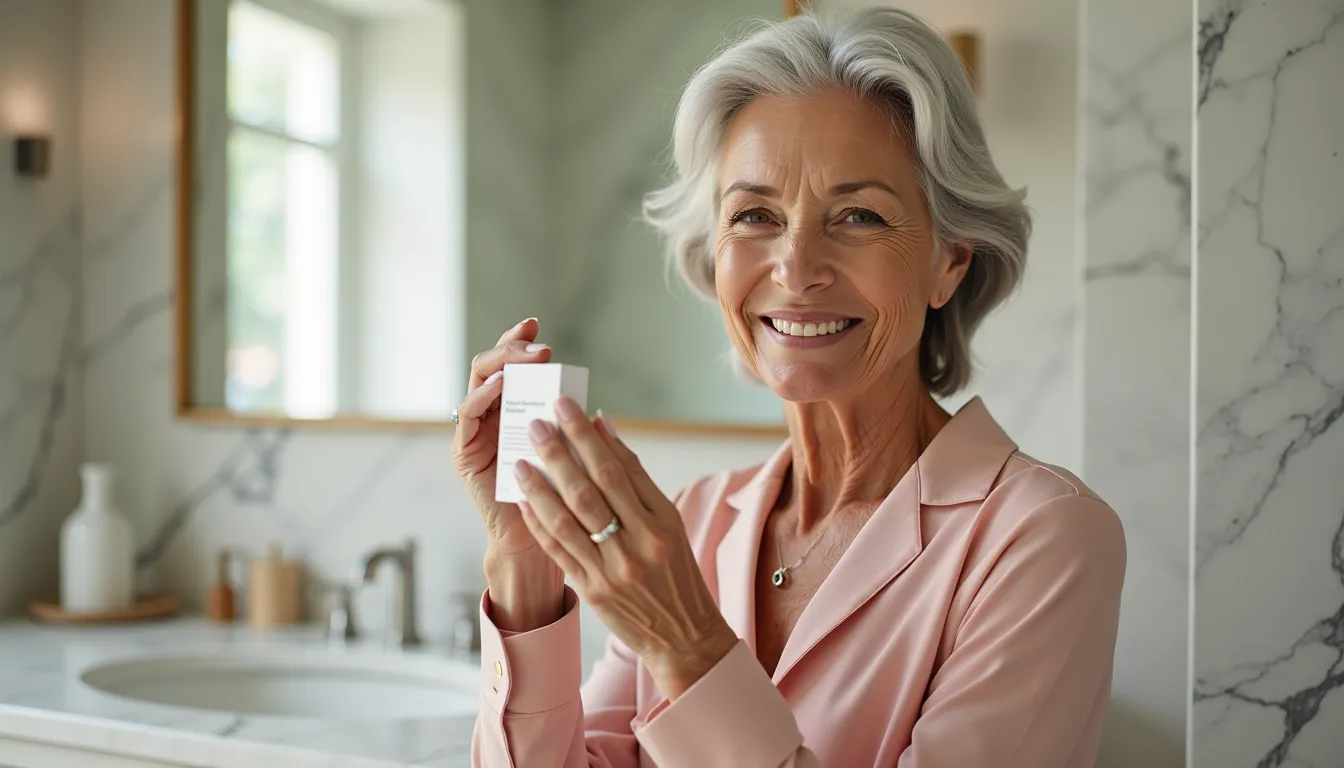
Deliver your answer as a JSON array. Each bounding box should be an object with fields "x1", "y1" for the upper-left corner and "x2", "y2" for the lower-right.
[{"x1": 473, "y1": 397, "x2": 1126, "y2": 767}]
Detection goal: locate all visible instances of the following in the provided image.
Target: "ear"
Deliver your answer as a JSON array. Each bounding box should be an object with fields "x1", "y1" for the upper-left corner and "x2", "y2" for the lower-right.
[{"x1": 929, "y1": 244, "x2": 973, "y2": 310}]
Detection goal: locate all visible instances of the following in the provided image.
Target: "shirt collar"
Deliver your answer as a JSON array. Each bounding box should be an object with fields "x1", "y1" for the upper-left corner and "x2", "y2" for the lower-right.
[{"x1": 725, "y1": 396, "x2": 1017, "y2": 511}]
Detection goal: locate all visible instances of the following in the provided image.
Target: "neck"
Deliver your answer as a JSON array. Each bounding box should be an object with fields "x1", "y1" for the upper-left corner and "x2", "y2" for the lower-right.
[{"x1": 779, "y1": 358, "x2": 949, "y2": 531}]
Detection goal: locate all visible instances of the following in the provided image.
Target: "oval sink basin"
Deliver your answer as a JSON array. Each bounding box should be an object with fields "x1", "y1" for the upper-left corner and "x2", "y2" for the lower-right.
[{"x1": 80, "y1": 649, "x2": 480, "y2": 720}]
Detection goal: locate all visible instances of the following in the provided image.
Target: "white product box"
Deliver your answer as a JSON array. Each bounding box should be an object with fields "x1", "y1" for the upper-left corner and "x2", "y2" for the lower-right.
[{"x1": 494, "y1": 363, "x2": 590, "y2": 504}]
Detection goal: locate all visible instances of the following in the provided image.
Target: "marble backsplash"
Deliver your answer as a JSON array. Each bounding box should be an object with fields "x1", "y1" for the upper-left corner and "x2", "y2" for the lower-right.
[
  {"x1": 1081, "y1": 0, "x2": 1193, "y2": 764},
  {"x1": 1192, "y1": 0, "x2": 1344, "y2": 764}
]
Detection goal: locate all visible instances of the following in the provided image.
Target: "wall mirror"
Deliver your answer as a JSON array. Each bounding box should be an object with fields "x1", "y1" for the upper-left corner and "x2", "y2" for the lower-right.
[{"x1": 175, "y1": 0, "x2": 790, "y2": 433}]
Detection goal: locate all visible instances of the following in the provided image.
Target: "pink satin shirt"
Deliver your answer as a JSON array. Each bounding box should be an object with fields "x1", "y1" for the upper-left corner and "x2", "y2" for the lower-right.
[{"x1": 473, "y1": 398, "x2": 1126, "y2": 767}]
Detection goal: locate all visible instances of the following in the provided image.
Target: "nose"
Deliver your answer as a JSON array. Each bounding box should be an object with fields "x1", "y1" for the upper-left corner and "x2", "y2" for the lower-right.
[{"x1": 771, "y1": 228, "x2": 834, "y2": 295}]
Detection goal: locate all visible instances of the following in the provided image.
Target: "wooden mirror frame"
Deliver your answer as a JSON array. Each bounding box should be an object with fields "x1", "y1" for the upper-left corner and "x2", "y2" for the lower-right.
[{"x1": 172, "y1": 0, "x2": 786, "y2": 437}]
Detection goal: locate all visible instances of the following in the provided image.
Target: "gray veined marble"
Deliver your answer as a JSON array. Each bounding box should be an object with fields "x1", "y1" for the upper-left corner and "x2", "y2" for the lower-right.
[
  {"x1": 1081, "y1": 0, "x2": 1193, "y2": 763},
  {"x1": 0, "y1": 0, "x2": 86, "y2": 618},
  {"x1": 134, "y1": 430, "x2": 290, "y2": 570},
  {"x1": 0, "y1": 212, "x2": 80, "y2": 532},
  {"x1": 1194, "y1": 0, "x2": 1344, "y2": 765}
]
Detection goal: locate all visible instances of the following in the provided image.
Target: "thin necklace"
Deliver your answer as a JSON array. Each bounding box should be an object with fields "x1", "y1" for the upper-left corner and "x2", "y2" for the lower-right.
[
  {"x1": 768, "y1": 411, "x2": 931, "y2": 587},
  {"x1": 771, "y1": 515, "x2": 831, "y2": 589}
]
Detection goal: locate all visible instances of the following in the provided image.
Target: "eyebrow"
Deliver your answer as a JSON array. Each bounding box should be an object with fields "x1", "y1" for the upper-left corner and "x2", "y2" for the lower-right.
[{"x1": 719, "y1": 179, "x2": 901, "y2": 200}]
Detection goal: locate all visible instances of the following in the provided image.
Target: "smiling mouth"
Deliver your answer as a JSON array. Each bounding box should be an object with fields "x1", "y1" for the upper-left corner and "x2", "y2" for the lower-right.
[{"x1": 761, "y1": 316, "x2": 860, "y2": 338}]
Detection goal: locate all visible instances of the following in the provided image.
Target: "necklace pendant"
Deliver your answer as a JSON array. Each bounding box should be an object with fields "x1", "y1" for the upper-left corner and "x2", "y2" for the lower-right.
[{"x1": 771, "y1": 567, "x2": 789, "y2": 588}]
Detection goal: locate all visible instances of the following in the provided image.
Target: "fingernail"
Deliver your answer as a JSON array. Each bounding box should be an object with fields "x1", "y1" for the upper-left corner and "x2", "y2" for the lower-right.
[
  {"x1": 514, "y1": 460, "x2": 534, "y2": 480},
  {"x1": 555, "y1": 396, "x2": 581, "y2": 422},
  {"x1": 525, "y1": 343, "x2": 549, "y2": 353},
  {"x1": 518, "y1": 500, "x2": 533, "y2": 517},
  {"x1": 528, "y1": 419, "x2": 552, "y2": 442},
  {"x1": 484, "y1": 370, "x2": 502, "y2": 385}
]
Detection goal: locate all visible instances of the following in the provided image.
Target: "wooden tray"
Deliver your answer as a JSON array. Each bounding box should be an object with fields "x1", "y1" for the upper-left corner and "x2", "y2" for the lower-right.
[{"x1": 27, "y1": 594, "x2": 180, "y2": 625}]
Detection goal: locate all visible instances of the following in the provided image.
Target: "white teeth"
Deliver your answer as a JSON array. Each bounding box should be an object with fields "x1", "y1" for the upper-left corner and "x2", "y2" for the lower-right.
[{"x1": 769, "y1": 318, "x2": 853, "y2": 337}]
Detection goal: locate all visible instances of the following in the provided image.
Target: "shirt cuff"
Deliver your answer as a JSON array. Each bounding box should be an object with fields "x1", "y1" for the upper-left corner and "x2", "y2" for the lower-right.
[
  {"x1": 633, "y1": 640, "x2": 803, "y2": 767},
  {"x1": 479, "y1": 586, "x2": 582, "y2": 716}
]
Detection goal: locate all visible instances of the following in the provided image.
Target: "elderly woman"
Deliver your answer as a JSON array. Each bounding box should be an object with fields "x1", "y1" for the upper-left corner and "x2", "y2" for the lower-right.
[{"x1": 453, "y1": 7, "x2": 1125, "y2": 768}]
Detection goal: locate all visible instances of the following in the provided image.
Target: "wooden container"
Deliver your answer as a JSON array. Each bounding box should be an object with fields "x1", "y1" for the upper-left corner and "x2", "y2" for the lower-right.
[{"x1": 247, "y1": 542, "x2": 301, "y2": 627}]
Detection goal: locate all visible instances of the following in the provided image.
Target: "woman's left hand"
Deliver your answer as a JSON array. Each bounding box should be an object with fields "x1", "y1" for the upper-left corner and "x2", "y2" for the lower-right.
[{"x1": 513, "y1": 396, "x2": 739, "y2": 700}]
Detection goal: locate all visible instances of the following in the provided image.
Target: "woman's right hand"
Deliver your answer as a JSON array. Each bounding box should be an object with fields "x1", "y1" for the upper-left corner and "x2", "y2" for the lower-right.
[{"x1": 452, "y1": 318, "x2": 554, "y2": 558}]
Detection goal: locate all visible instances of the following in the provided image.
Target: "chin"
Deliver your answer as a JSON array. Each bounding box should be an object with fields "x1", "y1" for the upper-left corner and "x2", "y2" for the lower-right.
[{"x1": 760, "y1": 363, "x2": 846, "y2": 403}]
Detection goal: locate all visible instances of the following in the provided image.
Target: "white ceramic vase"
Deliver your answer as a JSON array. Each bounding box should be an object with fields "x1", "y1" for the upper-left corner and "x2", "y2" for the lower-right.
[{"x1": 60, "y1": 463, "x2": 135, "y2": 613}]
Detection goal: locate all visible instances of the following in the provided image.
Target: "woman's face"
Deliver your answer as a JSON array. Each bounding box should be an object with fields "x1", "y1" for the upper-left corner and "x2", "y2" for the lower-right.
[{"x1": 714, "y1": 87, "x2": 970, "y2": 404}]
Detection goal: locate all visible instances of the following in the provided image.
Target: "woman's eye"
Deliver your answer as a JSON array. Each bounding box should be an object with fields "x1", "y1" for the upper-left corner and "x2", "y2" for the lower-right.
[
  {"x1": 841, "y1": 209, "x2": 886, "y2": 226},
  {"x1": 731, "y1": 209, "x2": 772, "y2": 225}
]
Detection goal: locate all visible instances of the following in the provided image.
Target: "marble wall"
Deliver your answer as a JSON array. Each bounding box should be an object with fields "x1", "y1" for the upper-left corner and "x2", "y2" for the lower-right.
[
  {"x1": 0, "y1": 0, "x2": 84, "y2": 616},
  {"x1": 77, "y1": 0, "x2": 781, "y2": 668},
  {"x1": 1081, "y1": 0, "x2": 1193, "y2": 764},
  {"x1": 1192, "y1": 1, "x2": 1344, "y2": 765}
]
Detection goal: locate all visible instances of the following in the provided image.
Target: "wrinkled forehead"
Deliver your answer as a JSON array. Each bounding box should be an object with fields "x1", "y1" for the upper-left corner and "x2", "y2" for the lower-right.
[{"x1": 715, "y1": 91, "x2": 918, "y2": 198}]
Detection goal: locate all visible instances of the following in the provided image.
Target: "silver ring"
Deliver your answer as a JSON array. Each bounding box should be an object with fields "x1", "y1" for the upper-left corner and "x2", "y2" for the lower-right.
[
  {"x1": 589, "y1": 516, "x2": 621, "y2": 543},
  {"x1": 450, "y1": 409, "x2": 460, "y2": 425}
]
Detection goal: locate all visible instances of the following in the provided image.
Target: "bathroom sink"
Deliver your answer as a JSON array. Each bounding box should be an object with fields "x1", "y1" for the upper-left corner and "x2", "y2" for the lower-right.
[{"x1": 80, "y1": 648, "x2": 480, "y2": 720}]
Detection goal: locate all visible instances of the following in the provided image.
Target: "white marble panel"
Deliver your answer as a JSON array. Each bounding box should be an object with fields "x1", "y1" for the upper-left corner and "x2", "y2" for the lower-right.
[
  {"x1": 1081, "y1": 0, "x2": 1193, "y2": 764},
  {"x1": 1194, "y1": 1, "x2": 1344, "y2": 765}
]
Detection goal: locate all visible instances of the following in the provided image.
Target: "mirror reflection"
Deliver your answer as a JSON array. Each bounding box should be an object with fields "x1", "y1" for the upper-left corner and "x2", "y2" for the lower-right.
[
  {"x1": 183, "y1": 0, "x2": 787, "y2": 428},
  {"x1": 188, "y1": 0, "x2": 463, "y2": 422}
]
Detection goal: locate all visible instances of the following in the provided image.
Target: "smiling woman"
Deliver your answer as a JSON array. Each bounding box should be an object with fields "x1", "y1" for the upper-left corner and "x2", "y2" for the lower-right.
[{"x1": 459, "y1": 7, "x2": 1124, "y2": 768}]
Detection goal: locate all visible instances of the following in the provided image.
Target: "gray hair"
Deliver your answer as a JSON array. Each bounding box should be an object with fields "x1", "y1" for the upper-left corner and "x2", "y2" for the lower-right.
[{"x1": 644, "y1": 7, "x2": 1029, "y2": 396}]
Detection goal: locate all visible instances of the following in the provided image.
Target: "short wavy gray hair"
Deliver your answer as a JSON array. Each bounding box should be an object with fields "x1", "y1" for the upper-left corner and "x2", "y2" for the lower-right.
[{"x1": 644, "y1": 7, "x2": 1030, "y2": 396}]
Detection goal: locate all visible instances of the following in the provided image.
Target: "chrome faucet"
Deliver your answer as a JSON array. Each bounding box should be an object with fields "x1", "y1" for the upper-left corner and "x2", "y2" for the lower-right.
[{"x1": 353, "y1": 538, "x2": 423, "y2": 647}]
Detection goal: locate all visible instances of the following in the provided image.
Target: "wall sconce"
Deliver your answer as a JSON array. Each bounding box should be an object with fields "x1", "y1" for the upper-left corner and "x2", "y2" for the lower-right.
[
  {"x1": 947, "y1": 32, "x2": 981, "y2": 95},
  {"x1": 14, "y1": 136, "x2": 51, "y2": 178}
]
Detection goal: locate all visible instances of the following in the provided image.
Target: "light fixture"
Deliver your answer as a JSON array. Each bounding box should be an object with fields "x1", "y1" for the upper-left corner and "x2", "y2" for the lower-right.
[
  {"x1": 14, "y1": 135, "x2": 51, "y2": 178},
  {"x1": 947, "y1": 31, "x2": 981, "y2": 94}
]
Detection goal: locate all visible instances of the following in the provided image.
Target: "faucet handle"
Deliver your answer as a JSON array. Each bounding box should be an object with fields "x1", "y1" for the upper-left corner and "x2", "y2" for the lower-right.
[{"x1": 325, "y1": 583, "x2": 357, "y2": 642}]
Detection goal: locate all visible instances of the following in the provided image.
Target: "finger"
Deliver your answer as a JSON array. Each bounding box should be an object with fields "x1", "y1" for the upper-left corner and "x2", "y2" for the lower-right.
[
  {"x1": 517, "y1": 500, "x2": 587, "y2": 581},
  {"x1": 495, "y1": 317, "x2": 539, "y2": 348},
  {"x1": 524, "y1": 417, "x2": 622, "y2": 540},
  {"x1": 468, "y1": 339, "x2": 552, "y2": 391},
  {"x1": 469, "y1": 321, "x2": 549, "y2": 389},
  {"x1": 514, "y1": 461, "x2": 601, "y2": 577},
  {"x1": 595, "y1": 412, "x2": 669, "y2": 515},
  {"x1": 453, "y1": 370, "x2": 504, "y2": 447},
  {"x1": 551, "y1": 399, "x2": 653, "y2": 537}
]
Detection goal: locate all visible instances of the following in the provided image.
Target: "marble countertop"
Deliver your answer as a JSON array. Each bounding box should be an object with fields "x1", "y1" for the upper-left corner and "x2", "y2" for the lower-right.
[{"x1": 0, "y1": 617, "x2": 479, "y2": 767}]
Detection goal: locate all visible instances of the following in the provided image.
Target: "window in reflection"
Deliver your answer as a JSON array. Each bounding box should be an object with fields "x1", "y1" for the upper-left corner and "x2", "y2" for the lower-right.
[{"x1": 225, "y1": 0, "x2": 343, "y2": 417}]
